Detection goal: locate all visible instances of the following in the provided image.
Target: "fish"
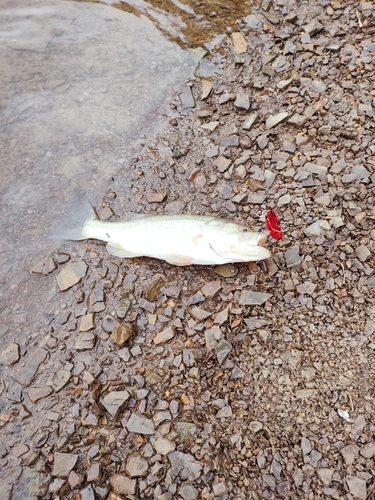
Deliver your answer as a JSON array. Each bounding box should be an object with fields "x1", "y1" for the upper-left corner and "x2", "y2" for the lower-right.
[{"x1": 49, "y1": 195, "x2": 272, "y2": 266}]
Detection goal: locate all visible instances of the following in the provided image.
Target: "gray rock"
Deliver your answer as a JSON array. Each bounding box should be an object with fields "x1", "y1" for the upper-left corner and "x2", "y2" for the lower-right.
[
  {"x1": 266, "y1": 111, "x2": 288, "y2": 129},
  {"x1": 234, "y1": 92, "x2": 250, "y2": 110},
  {"x1": 301, "y1": 437, "x2": 312, "y2": 456},
  {"x1": 215, "y1": 338, "x2": 232, "y2": 365},
  {"x1": 75, "y1": 332, "x2": 96, "y2": 351},
  {"x1": 56, "y1": 260, "x2": 87, "y2": 291},
  {"x1": 216, "y1": 405, "x2": 233, "y2": 418},
  {"x1": 0, "y1": 342, "x2": 20, "y2": 365},
  {"x1": 25, "y1": 386, "x2": 53, "y2": 403},
  {"x1": 341, "y1": 443, "x2": 359, "y2": 465},
  {"x1": 126, "y1": 413, "x2": 155, "y2": 434},
  {"x1": 277, "y1": 193, "x2": 291, "y2": 206},
  {"x1": 102, "y1": 390, "x2": 130, "y2": 418},
  {"x1": 360, "y1": 442, "x2": 375, "y2": 458},
  {"x1": 179, "y1": 484, "x2": 198, "y2": 500},
  {"x1": 154, "y1": 326, "x2": 175, "y2": 344},
  {"x1": 125, "y1": 454, "x2": 148, "y2": 477},
  {"x1": 179, "y1": 86, "x2": 195, "y2": 108},
  {"x1": 213, "y1": 481, "x2": 228, "y2": 496},
  {"x1": 317, "y1": 468, "x2": 333, "y2": 485},
  {"x1": 12, "y1": 347, "x2": 49, "y2": 386},
  {"x1": 346, "y1": 475, "x2": 366, "y2": 500},
  {"x1": 52, "y1": 452, "x2": 78, "y2": 477},
  {"x1": 239, "y1": 291, "x2": 272, "y2": 305},
  {"x1": 168, "y1": 451, "x2": 201, "y2": 481},
  {"x1": 155, "y1": 437, "x2": 176, "y2": 455},
  {"x1": 201, "y1": 280, "x2": 222, "y2": 298},
  {"x1": 285, "y1": 246, "x2": 303, "y2": 268},
  {"x1": 52, "y1": 370, "x2": 72, "y2": 392},
  {"x1": 288, "y1": 113, "x2": 308, "y2": 127},
  {"x1": 243, "y1": 112, "x2": 259, "y2": 130},
  {"x1": 109, "y1": 474, "x2": 136, "y2": 496},
  {"x1": 256, "y1": 134, "x2": 269, "y2": 149},
  {"x1": 356, "y1": 245, "x2": 371, "y2": 262},
  {"x1": 351, "y1": 165, "x2": 370, "y2": 179},
  {"x1": 248, "y1": 191, "x2": 267, "y2": 204}
]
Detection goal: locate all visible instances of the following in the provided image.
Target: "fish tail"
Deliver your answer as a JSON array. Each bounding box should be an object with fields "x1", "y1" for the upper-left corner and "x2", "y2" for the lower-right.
[{"x1": 49, "y1": 194, "x2": 97, "y2": 241}]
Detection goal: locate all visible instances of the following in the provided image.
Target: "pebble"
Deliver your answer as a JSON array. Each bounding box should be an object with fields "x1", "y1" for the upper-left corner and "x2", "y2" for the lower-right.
[
  {"x1": 277, "y1": 193, "x2": 291, "y2": 206},
  {"x1": 154, "y1": 326, "x2": 175, "y2": 344},
  {"x1": 179, "y1": 86, "x2": 195, "y2": 108},
  {"x1": 179, "y1": 484, "x2": 199, "y2": 500},
  {"x1": 125, "y1": 454, "x2": 148, "y2": 477},
  {"x1": 201, "y1": 280, "x2": 221, "y2": 298},
  {"x1": 0, "y1": 342, "x2": 20, "y2": 366},
  {"x1": 102, "y1": 391, "x2": 130, "y2": 418},
  {"x1": 317, "y1": 468, "x2": 333, "y2": 486},
  {"x1": 346, "y1": 476, "x2": 367, "y2": 500},
  {"x1": 75, "y1": 332, "x2": 97, "y2": 351},
  {"x1": 110, "y1": 321, "x2": 132, "y2": 346},
  {"x1": 238, "y1": 291, "x2": 272, "y2": 305},
  {"x1": 355, "y1": 245, "x2": 370, "y2": 262},
  {"x1": 266, "y1": 111, "x2": 289, "y2": 129},
  {"x1": 12, "y1": 347, "x2": 49, "y2": 386},
  {"x1": 109, "y1": 474, "x2": 136, "y2": 496},
  {"x1": 52, "y1": 452, "x2": 78, "y2": 477},
  {"x1": 231, "y1": 32, "x2": 247, "y2": 53},
  {"x1": 155, "y1": 438, "x2": 176, "y2": 455},
  {"x1": 243, "y1": 112, "x2": 259, "y2": 130},
  {"x1": 285, "y1": 246, "x2": 303, "y2": 268},
  {"x1": 234, "y1": 92, "x2": 250, "y2": 110},
  {"x1": 56, "y1": 260, "x2": 88, "y2": 291},
  {"x1": 79, "y1": 313, "x2": 95, "y2": 332},
  {"x1": 52, "y1": 370, "x2": 72, "y2": 392},
  {"x1": 215, "y1": 339, "x2": 232, "y2": 365},
  {"x1": 25, "y1": 386, "x2": 53, "y2": 403},
  {"x1": 340, "y1": 443, "x2": 359, "y2": 465},
  {"x1": 126, "y1": 413, "x2": 155, "y2": 434}
]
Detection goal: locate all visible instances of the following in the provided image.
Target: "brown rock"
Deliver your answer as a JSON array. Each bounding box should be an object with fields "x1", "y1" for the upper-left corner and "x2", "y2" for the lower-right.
[
  {"x1": 110, "y1": 474, "x2": 136, "y2": 496},
  {"x1": 125, "y1": 454, "x2": 148, "y2": 478},
  {"x1": 79, "y1": 313, "x2": 95, "y2": 332},
  {"x1": 154, "y1": 326, "x2": 175, "y2": 344},
  {"x1": 56, "y1": 260, "x2": 87, "y2": 291},
  {"x1": 25, "y1": 386, "x2": 53, "y2": 403},
  {"x1": 110, "y1": 321, "x2": 132, "y2": 346},
  {"x1": 201, "y1": 281, "x2": 222, "y2": 298}
]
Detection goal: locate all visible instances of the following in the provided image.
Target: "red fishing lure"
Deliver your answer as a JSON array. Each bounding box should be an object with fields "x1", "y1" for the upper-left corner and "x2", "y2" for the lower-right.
[{"x1": 266, "y1": 208, "x2": 282, "y2": 240}]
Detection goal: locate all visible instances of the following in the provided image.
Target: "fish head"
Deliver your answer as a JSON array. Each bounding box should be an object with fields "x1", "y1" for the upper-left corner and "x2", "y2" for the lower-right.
[{"x1": 202, "y1": 219, "x2": 271, "y2": 262}]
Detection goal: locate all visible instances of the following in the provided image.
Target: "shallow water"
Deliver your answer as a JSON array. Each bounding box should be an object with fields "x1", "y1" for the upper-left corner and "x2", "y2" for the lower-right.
[{"x1": 0, "y1": 0, "x2": 197, "y2": 322}]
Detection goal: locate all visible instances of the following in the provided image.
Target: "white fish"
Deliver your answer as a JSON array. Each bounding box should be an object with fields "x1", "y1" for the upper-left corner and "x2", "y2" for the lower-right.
[{"x1": 50, "y1": 196, "x2": 271, "y2": 266}]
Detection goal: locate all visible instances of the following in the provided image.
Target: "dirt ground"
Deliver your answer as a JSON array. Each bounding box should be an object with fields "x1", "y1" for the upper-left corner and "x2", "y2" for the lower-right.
[{"x1": 2, "y1": 0, "x2": 375, "y2": 499}]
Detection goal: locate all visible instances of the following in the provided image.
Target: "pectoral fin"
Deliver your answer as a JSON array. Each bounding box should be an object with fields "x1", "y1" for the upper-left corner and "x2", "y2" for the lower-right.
[
  {"x1": 164, "y1": 254, "x2": 193, "y2": 266},
  {"x1": 106, "y1": 244, "x2": 139, "y2": 258}
]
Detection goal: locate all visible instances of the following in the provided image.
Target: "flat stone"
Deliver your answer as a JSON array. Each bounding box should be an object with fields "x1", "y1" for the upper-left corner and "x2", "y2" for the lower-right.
[
  {"x1": 215, "y1": 338, "x2": 232, "y2": 365},
  {"x1": 52, "y1": 370, "x2": 72, "y2": 392},
  {"x1": 231, "y1": 32, "x2": 247, "y2": 53},
  {"x1": 109, "y1": 474, "x2": 136, "y2": 496},
  {"x1": 296, "y1": 282, "x2": 317, "y2": 295},
  {"x1": 201, "y1": 121, "x2": 219, "y2": 132},
  {"x1": 168, "y1": 451, "x2": 200, "y2": 480},
  {"x1": 79, "y1": 313, "x2": 95, "y2": 332},
  {"x1": 360, "y1": 442, "x2": 375, "y2": 458},
  {"x1": 190, "y1": 307, "x2": 211, "y2": 321},
  {"x1": 285, "y1": 246, "x2": 303, "y2": 268},
  {"x1": 179, "y1": 484, "x2": 199, "y2": 500},
  {"x1": 342, "y1": 173, "x2": 358, "y2": 184},
  {"x1": 213, "y1": 156, "x2": 231, "y2": 172},
  {"x1": 239, "y1": 291, "x2": 272, "y2": 305},
  {"x1": 317, "y1": 468, "x2": 333, "y2": 485},
  {"x1": 351, "y1": 165, "x2": 370, "y2": 179},
  {"x1": 213, "y1": 482, "x2": 228, "y2": 496},
  {"x1": 216, "y1": 405, "x2": 233, "y2": 418},
  {"x1": 256, "y1": 134, "x2": 269, "y2": 149},
  {"x1": 52, "y1": 452, "x2": 78, "y2": 477},
  {"x1": 12, "y1": 347, "x2": 49, "y2": 386},
  {"x1": 179, "y1": 86, "x2": 195, "y2": 108},
  {"x1": 31, "y1": 257, "x2": 57, "y2": 275},
  {"x1": 243, "y1": 112, "x2": 259, "y2": 130},
  {"x1": 146, "y1": 190, "x2": 169, "y2": 203},
  {"x1": 201, "y1": 281, "x2": 222, "y2": 298},
  {"x1": 126, "y1": 413, "x2": 155, "y2": 434},
  {"x1": 56, "y1": 260, "x2": 88, "y2": 291},
  {"x1": 87, "y1": 463, "x2": 101, "y2": 482},
  {"x1": 155, "y1": 438, "x2": 176, "y2": 455},
  {"x1": 288, "y1": 113, "x2": 308, "y2": 126},
  {"x1": 356, "y1": 245, "x2": 371, "y2": 262},
  {"x1": 68, "y1": 470, "x2": 84, "y2": 488},
  {"x1": 266, "y1": 111, "x2": 288, "y2": 129},
  {"x1": 88, "y1": 289, "x2": 105, "y2": 312},
  {"x1": 278, "y1": 193, "x2": 291, "y2": 206},
  {"x1": 234, "y1": 92, "x2": 250, "y2": 110},
  {"x1": 248, "y1": 191, "x2": 266, "y2": 204},
  {"x1": 304, "y1": 162, "x2": 327, "y2": 175},
  {"x1": 12, "y1": 443, "x2": 29, "y2": 457},
  {"x1": 0, "y1": 342, "x2": 20, "y2": 365},
  {"x1": 25, "y1": 385, "x2": 53, "y2": 403},
  {"x1": 346, "y1": 475, "x2": 366, "y2": 500},
  {"x1": 110, "y1": 321, "x2": 132, "y2": 346},
  {"x1": 102, "y1": 391, "x2": 130, "y2": 418},
  {"x1": 154, "y1": 326, "x2": 175, "y2": 344},
  {"x1": 341, "y1": 443, "x2": 359, "y2": 465},
  {"x1": 75, "y1": 332, "x2": 96, "y2": 350},
  {"x1": 125, "y1": 454, "x2": 148, "y2": 478}
]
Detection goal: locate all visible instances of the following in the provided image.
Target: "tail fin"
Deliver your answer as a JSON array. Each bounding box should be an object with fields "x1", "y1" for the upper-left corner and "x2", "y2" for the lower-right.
[{"x1": 49, "y1": 195, "x2": 97, "y2": 241}]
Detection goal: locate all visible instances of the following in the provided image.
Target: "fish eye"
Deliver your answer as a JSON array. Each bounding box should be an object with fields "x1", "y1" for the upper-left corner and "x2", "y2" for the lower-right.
[{"x1": 242, "y1": 228, "x2": 248, "y2": 232}]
